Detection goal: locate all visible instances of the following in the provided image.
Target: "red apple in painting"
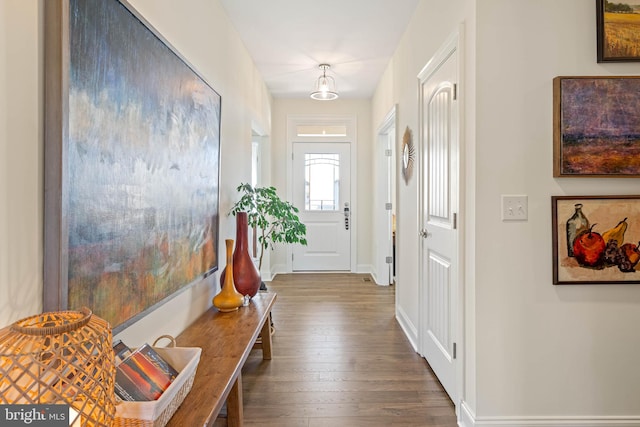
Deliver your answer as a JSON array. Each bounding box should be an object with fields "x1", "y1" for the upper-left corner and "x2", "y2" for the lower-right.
[{"x1": 573, "y1": 224, "x2": 606, "y2": 268}]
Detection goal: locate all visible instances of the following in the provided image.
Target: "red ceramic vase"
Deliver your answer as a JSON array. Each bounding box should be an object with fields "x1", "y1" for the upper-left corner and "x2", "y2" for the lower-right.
[{"x1": 220, "y1": 212, "x2": 261, "y2": 297}]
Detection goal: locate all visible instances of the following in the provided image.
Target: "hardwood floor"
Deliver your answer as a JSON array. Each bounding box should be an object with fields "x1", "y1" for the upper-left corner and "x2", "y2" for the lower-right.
[{"x1": 216, "y1": 273, "x2": 457, "y2": 427}]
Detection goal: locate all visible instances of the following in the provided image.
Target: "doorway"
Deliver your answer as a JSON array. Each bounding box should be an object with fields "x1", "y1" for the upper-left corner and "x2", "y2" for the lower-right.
[
  {"x1": 286, "y1": 115, "x2": 357, "y2": 273},
  {"x1": 374, "y1": 106, "x2": 397, "y2": 285}
]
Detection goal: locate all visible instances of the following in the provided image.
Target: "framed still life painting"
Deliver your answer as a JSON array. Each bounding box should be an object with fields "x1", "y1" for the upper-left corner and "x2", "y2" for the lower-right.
[
  {"x1": 44, "y1": 0, "x2": 221, "y2": 332},
  {"x1": 596, "y1": 0, "x2": 640, "y2": 62},
  {"x1": 552, "y1": 196, "x2": 640, "y2": 284},
  {"x1": 553, "y1": 76, "x2": 640, "y2": 178}
]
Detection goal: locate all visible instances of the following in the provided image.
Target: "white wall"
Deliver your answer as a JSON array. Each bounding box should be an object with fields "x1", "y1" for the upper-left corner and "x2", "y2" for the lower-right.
[
  {"x1": 0, "y1": 0, "x2": 43, "y2": 326},
  {"x1": 0, "y1": 0, "x2": 272, "y2": 348},
  {"x1": 374, "y1": 0, "x2": 640, "y2": 424},
  {"x1": 474, "y1": 0, "x2": 640, "y2": 421},
  {"x1": 270, "y1": 98, "x2": 373, "y2": 274}
]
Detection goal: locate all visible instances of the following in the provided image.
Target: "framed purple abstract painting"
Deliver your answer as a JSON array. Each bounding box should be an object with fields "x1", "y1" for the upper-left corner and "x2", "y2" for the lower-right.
[
  {"x1": 553, "y1": 76, "x2": 640, "y2": 177},
  {"x1": 44, "y1": 0, "x2": 221, "y2": 332}
]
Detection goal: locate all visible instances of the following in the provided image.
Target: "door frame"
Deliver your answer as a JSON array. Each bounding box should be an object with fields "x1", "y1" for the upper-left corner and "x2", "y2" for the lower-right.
[
  {"x1": 374, "y1": 106, "x2": 397, "y2": 285},
  {"x1": 286, "y1": 115, "x2": 357, "y2": 273},
  {"x1": 417, "y1": 27, "x2": 465, "y2": 406}
]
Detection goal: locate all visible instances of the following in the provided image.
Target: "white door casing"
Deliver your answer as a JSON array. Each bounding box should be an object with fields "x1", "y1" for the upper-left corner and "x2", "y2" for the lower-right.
[
  {"x1": 292, "y1": 142, "x2": 351, "y2": 271},
  {"x1": 418, "y1": 29, "x2": 462, "y2": 404},
  {"x1": 375, "y1": 106, "x2": 397, "y2": 285}
]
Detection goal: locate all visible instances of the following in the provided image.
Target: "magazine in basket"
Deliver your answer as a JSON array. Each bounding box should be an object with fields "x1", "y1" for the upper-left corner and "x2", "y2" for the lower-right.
[
  {"x1": 115, "y1": 343, "x2": 180, "y2": 401},
  {"x1": 115, "y1": 346, "x2": 201, "y2": 427}
]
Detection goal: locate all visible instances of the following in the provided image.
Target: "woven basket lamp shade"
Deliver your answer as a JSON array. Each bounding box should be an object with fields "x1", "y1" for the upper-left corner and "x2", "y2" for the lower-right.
[{"x1": 0, "y1": 307, "x2": 116, "y2": 426}]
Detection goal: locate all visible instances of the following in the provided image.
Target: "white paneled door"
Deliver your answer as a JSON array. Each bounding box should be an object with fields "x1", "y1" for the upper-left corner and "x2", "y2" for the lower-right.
[
  {"x1": 292, "y1": 142, "x2": 351, "y2": 271},
  {"x1": 418, "y1": 32, "x2": 461, "y2": 404}
]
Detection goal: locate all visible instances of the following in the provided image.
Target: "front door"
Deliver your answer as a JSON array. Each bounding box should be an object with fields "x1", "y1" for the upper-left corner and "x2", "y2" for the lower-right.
[
  {"x1": 418, "y1": 32, "x2": 461, "y2": 403},
  {"x1": 292, "y1": 142, "x2": 351, "y2": 271}
]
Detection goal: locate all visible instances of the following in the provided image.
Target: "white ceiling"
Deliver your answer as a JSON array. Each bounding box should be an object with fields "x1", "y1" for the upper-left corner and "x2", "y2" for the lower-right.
[{"x1": 219, "y1": 0, "x2": 420, "y2": 99}]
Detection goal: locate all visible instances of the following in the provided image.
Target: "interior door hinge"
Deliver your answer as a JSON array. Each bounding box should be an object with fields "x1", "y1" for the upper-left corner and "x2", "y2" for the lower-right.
[
  {"x1": 453, "y1": 83, "x2": 458, "y2": 101},
  {"x1": 385, "y1": 149, "x2": 392, "y2": 157},
  {"x1": 453, "y1": 342, "x2": 457, "y2": 359},
  {"x1": 385, "y1": 203, "x2": 392, "y2": 211},
  {"x1": 385, "y1": 256, "x2": 393, "y2": 264},
  {"x1": 453, "y1": 212, "x2": 457, "y2": 230}
]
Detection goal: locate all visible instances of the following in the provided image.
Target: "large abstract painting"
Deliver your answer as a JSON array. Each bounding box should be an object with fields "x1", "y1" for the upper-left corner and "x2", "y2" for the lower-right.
[{"x1": 44, "y1": 0, "x2": 220, "y2": 332}]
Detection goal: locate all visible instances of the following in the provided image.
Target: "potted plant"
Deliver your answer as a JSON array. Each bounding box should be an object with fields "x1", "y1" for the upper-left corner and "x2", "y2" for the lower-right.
[{"x1": 229, "y1": 183, "x2": 307, "y2": 275}]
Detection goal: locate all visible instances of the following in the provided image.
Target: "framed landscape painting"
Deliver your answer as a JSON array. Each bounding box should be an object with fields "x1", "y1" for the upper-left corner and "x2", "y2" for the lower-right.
[
  {"x1": 553, "y1": 76, "x2": 640, "y2": 177},
  {"x1": 44, "y1": 0, "x2": 221, "y2": 332},
  {"x1": 552, "y1": 196, "x2": 640, "y2": 285},
  {"x1": 597, "y1": 0, "x2": 640, "y2": 62}
]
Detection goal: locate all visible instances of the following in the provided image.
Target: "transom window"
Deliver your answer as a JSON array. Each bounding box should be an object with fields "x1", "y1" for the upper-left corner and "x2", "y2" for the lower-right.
[{"x1": 296, "y1": 125, "x2": 347, "y2": 137}]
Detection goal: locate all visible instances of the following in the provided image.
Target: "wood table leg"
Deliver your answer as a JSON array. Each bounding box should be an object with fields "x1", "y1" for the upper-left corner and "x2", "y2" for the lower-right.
[
  {"x1": 227, "y1": 373, "x2": 243, "y2": 427},
  {"x1": 260, "y1": 312, "x2": 273, "y2": 360}
]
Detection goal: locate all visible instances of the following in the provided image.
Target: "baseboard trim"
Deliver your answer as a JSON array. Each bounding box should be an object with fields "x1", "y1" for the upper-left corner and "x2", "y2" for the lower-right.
[
  {"x1": 267, "y1": 264, "x2": 286, "y2": 280},
  {"x1": 459, "y1": 401, "x2": 640, "y2": 427},
  {"x1": 395, "y1": 305, "x2": 418, "y2": 352},
  {"x1": 356, "y1": 263, "x2": 373, "y2": 275},
  {"x1": 261, "y1": 271, "x2": 275, "y2": 281},
  {"x1": 369, "y1": 269, "x2": 381, "y2": 284},
  {"x1": 459, "y1": 403, "x2": 474, "y2": 427}
]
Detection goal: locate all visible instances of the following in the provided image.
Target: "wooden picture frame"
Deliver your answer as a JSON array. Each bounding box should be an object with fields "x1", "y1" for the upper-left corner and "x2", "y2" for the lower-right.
[
  {"x1": 552, "y1": 196, "x2": 640, "y2": 285},
  {"x1": 596, "y1": 0, "x2": 640, "y2": 62},
  {"x1": 553, "y1": 76, "x2": 640, "y2": 177},
  {"x1": 44, "y1": 0, "x2": 221, "y2": 332}
]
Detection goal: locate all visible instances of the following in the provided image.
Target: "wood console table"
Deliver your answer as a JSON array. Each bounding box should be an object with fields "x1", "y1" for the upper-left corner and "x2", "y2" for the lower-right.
[{"x1": 166, "y1": 291, "x2": 276, "y2": 427}]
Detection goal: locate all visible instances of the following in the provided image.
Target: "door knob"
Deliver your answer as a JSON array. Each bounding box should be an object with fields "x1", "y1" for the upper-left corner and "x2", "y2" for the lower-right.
[{"x1": 419, "y1": 229, "x2": 430, "y2": 238}]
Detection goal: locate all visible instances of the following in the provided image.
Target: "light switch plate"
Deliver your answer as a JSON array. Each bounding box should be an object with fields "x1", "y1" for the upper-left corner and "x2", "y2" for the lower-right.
[{"x1": 502, "y1": 195, "x2": 528, "y2": 221}]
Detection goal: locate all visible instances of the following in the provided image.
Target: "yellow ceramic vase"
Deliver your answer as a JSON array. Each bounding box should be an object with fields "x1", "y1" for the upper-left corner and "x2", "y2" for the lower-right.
[{"x1": 213, "y1": 239, "x2": 244, "y2": 312}]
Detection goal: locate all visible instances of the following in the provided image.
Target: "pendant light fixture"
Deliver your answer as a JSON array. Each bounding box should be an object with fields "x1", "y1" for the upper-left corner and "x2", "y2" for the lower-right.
[{"x1": 310, "y1": 64, "x2": 339, "y2": 100}]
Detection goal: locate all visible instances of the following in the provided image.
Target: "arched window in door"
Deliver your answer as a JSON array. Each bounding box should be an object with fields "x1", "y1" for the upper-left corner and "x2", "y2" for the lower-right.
[{"x1": 304, "y1": 154, "x2": 340, "y2": 211}]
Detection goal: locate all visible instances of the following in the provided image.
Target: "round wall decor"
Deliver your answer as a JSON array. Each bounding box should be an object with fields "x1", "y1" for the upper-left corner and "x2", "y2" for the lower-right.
[{"x1": 401, "y1": 126, "x2": 415, "y2": 184}]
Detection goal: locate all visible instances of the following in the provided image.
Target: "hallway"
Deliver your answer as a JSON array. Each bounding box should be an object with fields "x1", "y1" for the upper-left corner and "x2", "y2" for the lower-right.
[{"x1": 233, "y1": 273, "x2": 457, "y2": 427}]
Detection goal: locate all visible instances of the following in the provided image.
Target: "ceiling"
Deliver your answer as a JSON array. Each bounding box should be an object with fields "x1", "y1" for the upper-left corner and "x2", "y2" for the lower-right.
[{"x1": 218, "y1": 0, "x2": 420, "y2": 99}]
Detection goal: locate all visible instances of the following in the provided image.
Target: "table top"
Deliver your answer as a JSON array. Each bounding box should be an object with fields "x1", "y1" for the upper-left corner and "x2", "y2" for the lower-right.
[{"x1": 165, "y1": 291, "x2": 277, "y2": 427}]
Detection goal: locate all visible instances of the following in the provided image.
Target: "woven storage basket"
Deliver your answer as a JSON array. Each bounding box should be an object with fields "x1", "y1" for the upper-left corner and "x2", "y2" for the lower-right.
[
  {"x1": 114, "y1": 336, "x2": 201, "y2": 427},
  {"x1": 0, "y1": 308, "x2": 115, "y2": 427}
]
